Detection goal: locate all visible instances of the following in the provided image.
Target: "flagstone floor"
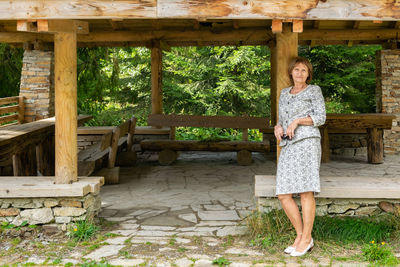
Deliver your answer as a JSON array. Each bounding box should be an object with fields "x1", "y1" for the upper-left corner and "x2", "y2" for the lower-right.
[{"x1": 3, "y1": 151, "x2": 399, "y2": 266}]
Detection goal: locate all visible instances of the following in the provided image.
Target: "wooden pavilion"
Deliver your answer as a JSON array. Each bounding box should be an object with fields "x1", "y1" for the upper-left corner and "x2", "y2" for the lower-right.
[{"x1": 0, "y1": 1, "x2": 399, "y2": 190}]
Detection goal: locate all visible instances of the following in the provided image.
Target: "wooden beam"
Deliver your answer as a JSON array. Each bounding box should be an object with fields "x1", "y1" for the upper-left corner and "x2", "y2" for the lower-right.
[
  {"x1": 54, "y1": 30, "x2": 78, "y2": 184},
  {"x1": 299, "y1": 29, "x2": 400, "y2": 41},
  {"x1": 38, "y1": 20, "x2": 89, "y2": 34},
  {"x1": 151, "y1": 41, "x2": 163, "y2": 115},
  {"x1": 17, "y1": 20, "x2": 37, "y2": 32}
]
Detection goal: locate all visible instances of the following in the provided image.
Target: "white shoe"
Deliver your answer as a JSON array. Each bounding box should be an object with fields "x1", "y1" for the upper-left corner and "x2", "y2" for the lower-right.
[
  {"x1": 284, "y1": 246, "x2": 295, "y2": 254},
  {"x1": 290, "y1": 239, "x2": 314, "y2": 257}
]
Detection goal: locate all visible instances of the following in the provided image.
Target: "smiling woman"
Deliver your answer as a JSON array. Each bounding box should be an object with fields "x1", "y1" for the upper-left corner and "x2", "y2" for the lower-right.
[{"x1": 273, "y1": 56, "x2": 326, "y2": 257}]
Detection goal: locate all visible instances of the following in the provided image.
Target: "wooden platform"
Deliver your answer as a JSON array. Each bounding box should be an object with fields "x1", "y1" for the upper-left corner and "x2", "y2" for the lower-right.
[
  {"x1": 255, "y1": 175, "x2": 400, "y2": 199},
  {"x1": 0, "y1": 176, "x2": 104, "y2": 198}
]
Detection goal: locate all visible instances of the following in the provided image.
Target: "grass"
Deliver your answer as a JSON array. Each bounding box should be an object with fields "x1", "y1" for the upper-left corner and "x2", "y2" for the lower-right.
[
  {"x1": 68, "y1": 219, "x2": 99, "y2": 242},
  {"x1": 246, "y1": 210, "x2": 400, "y2": 264}
]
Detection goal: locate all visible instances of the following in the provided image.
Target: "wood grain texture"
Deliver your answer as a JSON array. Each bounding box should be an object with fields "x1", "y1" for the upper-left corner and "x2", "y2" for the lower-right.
[
  {"x1": 148, "y1": 114, "x2": 269, "y2": 129},
  {"x1": 54, "y1": 30, "x2": 78, "y2": 184},
  {"x1": 0, "y1": 0, "x2": 156, "y2": 19},
  {"x1": 255, "y1": 175, "x2": 400, "y2": 199},
  {"x1": 141, "y1": 139, "x2": 270, "y2": 152}
]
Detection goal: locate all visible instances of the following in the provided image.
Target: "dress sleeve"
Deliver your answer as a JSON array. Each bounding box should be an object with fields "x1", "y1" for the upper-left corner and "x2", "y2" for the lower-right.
[
  {"x1": 309, "y1": 86, "x2": 326, "y2": 127},
  {"x1": 277, "y1": 90, "x2": 284, "y2": 126}
]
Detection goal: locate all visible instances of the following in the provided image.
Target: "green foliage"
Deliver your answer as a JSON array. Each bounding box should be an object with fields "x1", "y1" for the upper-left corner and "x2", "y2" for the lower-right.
[
  {"x1": 67, "y1": 219, "x2": 99, "y2": 242},
  {"x1": 212, "y1": 257, "x2": 231, "y2": 266},
  {"x1": 0, "y1": 44, "x2": 23, "y2": 98},
  {"x1": 1, "y1": 220, "x2": 30, "y2": 231},
  {"x1": 79, "y1": 260, "x2": 111, "y2": 267},
  {"x1": 362, "y1": 241, "x2": 399, "y2": 266},
  {"x1": 300, "y1": 45, "x2": 381, "y2": 113},
  {"x1": 313, "y1": 216, "x2": 395, "y2": 244}
]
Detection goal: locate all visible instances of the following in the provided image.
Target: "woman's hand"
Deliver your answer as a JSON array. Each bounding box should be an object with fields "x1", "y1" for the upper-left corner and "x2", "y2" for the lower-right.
[
  {"x1": 274, "y1": 124, "x2": 284, "y2": 141},
  {"x1": 286, "y1": 119, "x2": 299, "y2": 139}
]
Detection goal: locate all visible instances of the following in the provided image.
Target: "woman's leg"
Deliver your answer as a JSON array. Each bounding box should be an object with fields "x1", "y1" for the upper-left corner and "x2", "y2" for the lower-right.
[
  {"x1": 295, "y1": 192, "x2": 316, "y2": 252},
  {"x1": 278, "y1": 194, "x2": 303, "y2": 247}
]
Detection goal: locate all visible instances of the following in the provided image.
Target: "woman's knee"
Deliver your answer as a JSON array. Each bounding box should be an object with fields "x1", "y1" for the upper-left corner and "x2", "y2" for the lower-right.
[{"x1": 277, "y1": 194, "x2": 293, "y2": 202}]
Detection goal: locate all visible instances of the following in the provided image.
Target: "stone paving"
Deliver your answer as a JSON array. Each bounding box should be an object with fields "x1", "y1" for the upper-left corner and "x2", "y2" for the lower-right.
[{"x1": 7, "y1": 151, "x2": 399, "y2": 266}]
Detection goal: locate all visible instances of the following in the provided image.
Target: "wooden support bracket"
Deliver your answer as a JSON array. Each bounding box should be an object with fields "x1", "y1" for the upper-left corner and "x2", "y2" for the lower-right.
[
  {"x1": 292, "y1": 20, "x2": 303, "y2": 33},
  {"x1": 18, "y1": 19, "x2": 88, "y2": 34},
  {"x1": 271, "y1": 20, "x2": 282, "y2": 33}
]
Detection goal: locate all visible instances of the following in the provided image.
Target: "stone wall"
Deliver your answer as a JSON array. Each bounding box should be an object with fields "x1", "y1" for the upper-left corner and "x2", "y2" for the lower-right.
[
  {"x1": 19, "y1": 50, "x2": 55, "y2": 123},
  {"x1": 0, "y1": 193, "x2": 101, "y2": 229},
  {"x1": 376, "y1": 49, "x2": 400, "y2": 155},
  {"x1": 258, "y1": 197, "x2": 400, "y2": 217}
]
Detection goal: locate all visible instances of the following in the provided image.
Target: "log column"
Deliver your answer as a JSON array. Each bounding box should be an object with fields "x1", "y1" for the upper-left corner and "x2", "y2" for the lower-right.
[
  {"x1": 151, "y1": 41, "x2": 163, "y2": 115},
  {"x1": 54, "y1": 30, "x2": 78, "y2": 184},
  {"x1": 270, "y1": 23, "x2": 298, "y2": 158}
]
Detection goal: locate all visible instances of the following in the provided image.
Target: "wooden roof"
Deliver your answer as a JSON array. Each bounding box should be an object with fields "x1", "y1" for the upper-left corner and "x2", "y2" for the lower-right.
[{"x1": 0, "y1": 0, "x2": 399, "y2": 47}]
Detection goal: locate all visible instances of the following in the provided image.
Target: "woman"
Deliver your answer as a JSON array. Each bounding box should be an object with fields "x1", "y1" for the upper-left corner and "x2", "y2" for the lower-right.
[{"x1": 274, "y1": 57, "x2": 326, "y2": 257}]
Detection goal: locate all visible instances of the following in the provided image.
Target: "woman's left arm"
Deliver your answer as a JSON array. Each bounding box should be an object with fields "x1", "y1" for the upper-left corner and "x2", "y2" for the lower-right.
[{"x1": 308, "y1": 86, "x2": 326, "y2": 127}]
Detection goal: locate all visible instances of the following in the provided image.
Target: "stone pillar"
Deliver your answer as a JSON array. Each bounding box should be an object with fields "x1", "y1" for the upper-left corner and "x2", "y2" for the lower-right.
[
  {"x1": 376, "y1": 50, "x2": 400, "y2": 155},
  {"x1": 19, "y1": 50, "x2": 55, "y2": 122}
]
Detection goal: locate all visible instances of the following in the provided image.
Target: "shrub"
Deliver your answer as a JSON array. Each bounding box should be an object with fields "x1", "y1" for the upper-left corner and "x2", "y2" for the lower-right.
[{"x1": 68, "y1": 220, "x2": 99, "y2": 242}]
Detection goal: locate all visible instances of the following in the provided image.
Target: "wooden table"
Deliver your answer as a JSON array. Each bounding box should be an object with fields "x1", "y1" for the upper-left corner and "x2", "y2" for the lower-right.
[{"x1": 0, "y1": 115, "x2": 92, "y2": 176}]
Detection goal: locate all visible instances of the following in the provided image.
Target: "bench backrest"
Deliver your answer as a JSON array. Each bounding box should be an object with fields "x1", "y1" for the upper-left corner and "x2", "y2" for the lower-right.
[
  {"x1": 325, "y1": 113, "x2": 395, "y2": 129},
  {"x1": 0, "y1": 96, "x2": 24, "y2": 127},
  {"x1": 148, "y1": 114, "x2": 269, "y2": 130}
]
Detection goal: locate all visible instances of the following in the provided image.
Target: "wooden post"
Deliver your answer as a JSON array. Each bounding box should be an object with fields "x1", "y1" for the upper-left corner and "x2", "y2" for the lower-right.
[
  {"x1": 367, "y1": 128, "x2": 384, "y2": 164},
  {"x1": 321, "y1": 127, "x2": 330, "y2": 163},
  {"x1": 54, "y1": 30, "x2": 78, "y2": 184},
  {"x1": 151, "y1": 41, "x2": 163, "y2": 115},
  {"x1": 270, "y1": 23, "x2": 298, "y2": 159},
  {"x1": 18, "y1": 96, "x2": 25, "y2": 124}
]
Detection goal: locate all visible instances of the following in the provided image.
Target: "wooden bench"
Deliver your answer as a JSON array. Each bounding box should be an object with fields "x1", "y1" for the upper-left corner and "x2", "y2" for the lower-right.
[
  {"x1": 0, "y1": 96, "x2": 24, "y2": 127},
  {"x1": 77, "y1": 116, "x2": 137, "y2": 184},
  {"x1": 141, "y1": 114, "x2": 270, "y2": 166},
  {"x1": 261, "y1": 113, "x2": 395, "y2": 164},
  {"x1": 255, "y1": 175, "x2": 400, "y2": 199},
  {"x1": 0, "y1": 115, "x2": 92, "y2": 176}
]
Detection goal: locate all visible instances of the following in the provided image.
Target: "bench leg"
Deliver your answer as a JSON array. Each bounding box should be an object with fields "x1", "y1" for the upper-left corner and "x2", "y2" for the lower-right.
[
  {"x1": 158, "y1": 149, "x2": 178, "y2": 165},
  {"x1": 96, "y1": 167, "x2": 120, "y2": 185},
  {"x1": 237, "y1": 150, "x2": 252, "y2": 166},
  {"x1": 367, "y1": 128, "x2": 384, "y2": 164},
  {"x1": 12, "y1": 144, "x2": 37, "y2": 176},
  {"x1": 321, "y1": 127, "x2": 330, "y2": 163}
]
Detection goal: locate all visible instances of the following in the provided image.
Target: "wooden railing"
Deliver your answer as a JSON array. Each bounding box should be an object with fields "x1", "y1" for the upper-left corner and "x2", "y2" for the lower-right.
[{"x1": 0, "y1": 96, "x2": 25, "y2": 127}]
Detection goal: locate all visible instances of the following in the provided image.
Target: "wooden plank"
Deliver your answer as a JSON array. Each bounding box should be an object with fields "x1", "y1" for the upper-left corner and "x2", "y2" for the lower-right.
[
  {"x1": 127, "y1": 116, "x2": 137, "y2": 152},
  {"x1": 78, "y1": 126, "x2": 114, "y2": 135},
  {"x1": 158, "y1": 0, "x2": 400, "y2": 20},
  {"x1": 100, "y1": 131, "x2": 113, "y2": 151},
  {"x1": 321, "y1": 127, "x2": 330, "y2": 163},
  {"x1": 108, "y1": 127, "x2": 121, "y2": 168},
  {"x1": 325, "y1": 114, "x2": 395, "y2": 129},
  {"x1": 119, "y1": 119, "x2": 131, "y2": 137},
  {"x1": 292, "y1": 20, "x2": 303, "y2": 33},
  {"x1": 0, "y1": 96, "x2": 19, "y2": 106},
  {"x1": 0, "y1": 1, "x2": 157, "y2": 20},
  {"x1": 141, "y1": 139, "x2": 270, "y2": 152},
  {"x1": 255, "y1": 175, "x2": 400, "y2": 199},
  {"x1": 54, "y1": 31, "x2": 78, "y2": 184},
  {"x1": 0, "y1": 114, "x2": 18, "y2": 124},
  {"x1": 0, "y1": 105, "x2": 19, "y2": 115},
  {"x1": 148, "y1": 114, "x2": 269, "y2": 129},
  {"x1": 0, "y1": 0, "x2": 398, "y2": 20},
  {"x1": 135, "y1": 126, "x2": 170, "y2": 135},
  {"x1": 151, "y1": 43, "x2": 163, "y2": 115}
]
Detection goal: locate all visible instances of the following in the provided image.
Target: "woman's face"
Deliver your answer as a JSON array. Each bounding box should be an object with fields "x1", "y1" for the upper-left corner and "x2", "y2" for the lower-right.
[{"x1": 291, "y1": 63, "x2": 309, "y2": 85}]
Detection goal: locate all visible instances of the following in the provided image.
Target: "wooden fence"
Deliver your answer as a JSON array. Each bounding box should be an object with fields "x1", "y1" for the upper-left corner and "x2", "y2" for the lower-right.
[{"x1": 0, "y1": 96, "x2": 24, "y2": 127}]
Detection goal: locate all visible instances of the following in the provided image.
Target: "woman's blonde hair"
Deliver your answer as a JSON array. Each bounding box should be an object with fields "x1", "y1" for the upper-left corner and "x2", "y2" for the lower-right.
[{"x1": 288, "y1": 57, "x2": 313, "y2": 85}]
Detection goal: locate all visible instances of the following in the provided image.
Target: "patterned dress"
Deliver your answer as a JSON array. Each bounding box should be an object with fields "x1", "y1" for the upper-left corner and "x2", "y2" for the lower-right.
[{"x1": 275, "y1": 85, "x2": 326, "y2": 195}]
